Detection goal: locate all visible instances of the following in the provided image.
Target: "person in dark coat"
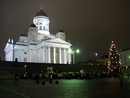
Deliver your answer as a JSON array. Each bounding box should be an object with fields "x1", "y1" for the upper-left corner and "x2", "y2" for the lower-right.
[
  {"x1": 15, "y1": 74, "x2": 19, "y2": 83},
  {"x1": 118, "y1": 73, "x2": 123, "y2": 88}
]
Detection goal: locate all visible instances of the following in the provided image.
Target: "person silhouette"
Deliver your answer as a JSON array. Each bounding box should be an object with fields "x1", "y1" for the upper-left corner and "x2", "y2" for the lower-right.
[
  {"x1": 118, "y1": 73, "x2": 123, "y2": 88},
  {"x1": 15, "y1": 74, "x2": 19, "y2": 83}
]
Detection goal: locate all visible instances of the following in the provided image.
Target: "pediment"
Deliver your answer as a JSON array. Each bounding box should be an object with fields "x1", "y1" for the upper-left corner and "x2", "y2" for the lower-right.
[{"x1": 45, "y1": 38, "x2": 71, "y2": 45}]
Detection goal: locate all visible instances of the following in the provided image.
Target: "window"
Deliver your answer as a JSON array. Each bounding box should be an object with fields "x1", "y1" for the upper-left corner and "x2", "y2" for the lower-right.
[
  {"x1": 43, "y1": 26, "x2": 45, "y2": 30},
  {"x1": 24, "y1": 58, "x2": 27, "y2": 62},
  {"x1": 24, "y1": 52, "x2": 27, "y2": 54},
  {"x1": 40, "y1": 26, "x2": 42, "y2": 30}
]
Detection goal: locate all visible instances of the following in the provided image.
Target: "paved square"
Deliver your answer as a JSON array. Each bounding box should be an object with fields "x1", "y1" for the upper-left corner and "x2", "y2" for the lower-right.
[{"x1": 0, "y1": 78, "x2": 130, "y2": 98}]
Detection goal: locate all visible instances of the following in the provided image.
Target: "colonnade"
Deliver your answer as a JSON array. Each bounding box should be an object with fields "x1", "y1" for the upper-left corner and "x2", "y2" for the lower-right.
[
  {"x1": 38, "y1": 46, "x2": 71, "y2": 64},
  {"x1": 11, "y1": 46, "x2": 71, "y2": 64}
]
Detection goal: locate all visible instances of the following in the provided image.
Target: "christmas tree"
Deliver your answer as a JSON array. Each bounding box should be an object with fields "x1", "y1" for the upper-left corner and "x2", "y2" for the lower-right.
[{"x1": 108, "y1": 41, "x2": 122, "y2": 77}]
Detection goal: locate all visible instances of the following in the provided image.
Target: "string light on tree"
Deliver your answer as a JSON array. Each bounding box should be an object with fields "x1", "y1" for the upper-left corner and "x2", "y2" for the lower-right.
[{"x1": 107, "y1": 41, "x2": 122, "y2": 76}]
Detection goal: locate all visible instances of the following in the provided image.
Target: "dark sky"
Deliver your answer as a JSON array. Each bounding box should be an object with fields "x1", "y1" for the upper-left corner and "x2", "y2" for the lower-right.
[{"x1": 0, "y1": 0, "x2": 130, "y2": 62}]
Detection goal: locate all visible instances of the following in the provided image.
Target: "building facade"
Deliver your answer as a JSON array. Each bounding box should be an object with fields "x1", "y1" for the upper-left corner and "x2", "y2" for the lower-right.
[
  {"x1": 119, "y1": 48, "x2": 130, "y2": 68},
  {"x1": 91, "y1": 49, "x2": 130, "y2": 68},
  {"x1": 4, "y1": 7, "x2": 72, "y2": 64}
]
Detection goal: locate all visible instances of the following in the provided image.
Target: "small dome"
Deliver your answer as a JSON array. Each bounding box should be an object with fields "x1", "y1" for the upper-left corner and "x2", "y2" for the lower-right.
[
  {"x1": 59, "y1": 26, "x2": 64, "y2": 32},
  {"x1": 20, "y1": 30, "x2": 26, "y2": 37},
  {"x1": 20, "y1": 33, "x2": 26, "y2": 36},
  {"x1": 30, "y1": 24, "x2": 36, "y2": 27},
  {"x1": 59, "y1": 29, "x2": 64, "y2": 32},
  {"x1": 35, "y1": 10, "x2": 48, "y2": 17}
]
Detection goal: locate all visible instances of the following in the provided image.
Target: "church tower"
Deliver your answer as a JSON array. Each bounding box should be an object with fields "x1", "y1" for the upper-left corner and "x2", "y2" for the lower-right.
[
  {"x1": 28, "y1": 24, "x2": 38, "y2": 43},
  {"x1": 33, "y1": 5, "x2": 50, "y2": 39},
  {"x1": 56, "y1": 26, "x2": 66, "y2": 40}
]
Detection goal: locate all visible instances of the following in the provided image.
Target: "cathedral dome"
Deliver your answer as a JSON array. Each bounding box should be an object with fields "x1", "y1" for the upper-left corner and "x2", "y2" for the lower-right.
[
  {"x1": 35, "y1": 9, "x2": 48, "y2": 17},
  {"x1": 35, "y1": 5, "x2": 48, "y2": 17},
  {"x1": 33, "y1": 6, "x2": 50, "y2": 35}
]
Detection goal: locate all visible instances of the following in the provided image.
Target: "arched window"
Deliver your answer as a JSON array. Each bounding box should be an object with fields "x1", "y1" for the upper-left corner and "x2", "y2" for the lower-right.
[
  {"x1": 43, "y1": 26, "x2": 45, "y2": 30},
  {"x1": 40, "y1": 26, "x2": 42, "y2": 30}
]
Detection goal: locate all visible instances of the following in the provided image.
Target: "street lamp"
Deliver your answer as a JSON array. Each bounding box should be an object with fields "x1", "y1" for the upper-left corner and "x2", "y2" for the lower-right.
[
  {"x1": 68, "y1": 47, "x2": 80, "y2": 64},
  {"x1": 76, "y1": 50, "x2": 80, "y2": 53},
  {"x1": 75, "y1": 49, "x2": 80, "y2": 64}
]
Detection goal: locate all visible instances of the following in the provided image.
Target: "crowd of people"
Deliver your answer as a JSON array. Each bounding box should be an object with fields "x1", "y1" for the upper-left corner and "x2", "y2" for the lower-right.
[
  {"x1": 15, "y1": 70, "x2": 109, "y2": 82},
  {"x1": 15, "y1": 70, "x2": 127, "y2": 88}
]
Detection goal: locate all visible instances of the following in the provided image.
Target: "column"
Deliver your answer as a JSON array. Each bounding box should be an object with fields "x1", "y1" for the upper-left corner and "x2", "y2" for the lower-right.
[
  {"x1": 41, "y1": 47, "x2": 43, "y2": 62},
  {"x1": 48, "y1": 47, "x2": 50, "y2": 63},
  {"x1": 15, "y1": 49, "x2": 18, "y2": 61},
  {"x1": 43, "y1": 47, "x2": 45, "y2": 63},
  {"x1": 46, "y1": 46, "x2": 48, "y2": 63},
  {"x1": 59, "y1": 48, "x2": 61, "y2": 64},
  {"x1": 53, "y1": 47, "x2": 56, "y2": 63},
  {"x1": 61, "y1": 48, "x2": 64, "y2": 63},
  {"x1": 68, "y1": 50, "x2": 71, "y2": 64},
  {"x1": 12, "y1": 46, "x2": 14, "y2": 61},
  {"x1": 45, "y1": 46, "x2": 47, "y2": 63},
  {"x1": 64, "y1": 48, "x2": 67, "y2": 64},
  {"x1": 73, "y1": 51, "x2": 75, "y2": 64},
  {"x1": 29, "y1": 50, "x2": 32, "y2": 62},
  {"x1": 38, "y1": 49, "x2": 40, "y2": 62},
  {"x1": 67, "y1": 48, "x2": 71, "y2": 64}
]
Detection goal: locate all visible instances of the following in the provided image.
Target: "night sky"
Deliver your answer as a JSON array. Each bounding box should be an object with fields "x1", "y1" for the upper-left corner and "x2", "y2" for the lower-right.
[{"x1": 0, "y1": 0, "x2": 130, "y2": 62}]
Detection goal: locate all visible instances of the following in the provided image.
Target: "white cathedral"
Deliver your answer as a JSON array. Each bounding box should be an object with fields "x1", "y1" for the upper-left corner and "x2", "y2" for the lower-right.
[{"x1": 4, "y1": 7, "x2": 72, "y2": 64}]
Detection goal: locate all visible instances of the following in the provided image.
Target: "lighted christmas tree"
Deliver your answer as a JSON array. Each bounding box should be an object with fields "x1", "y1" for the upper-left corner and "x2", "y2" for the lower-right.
[{"x1": 108, "y1": 41, "x2": 122, "y2": 77}]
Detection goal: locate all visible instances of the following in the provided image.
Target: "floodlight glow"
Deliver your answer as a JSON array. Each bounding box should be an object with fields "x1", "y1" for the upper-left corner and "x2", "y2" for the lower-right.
[
  {"x1": 76, "y1": 49, "x2": 79, "y2": 53},
  {"x1": 95, "y1": 53, "x2": 98, "y2": 56},
  {"x1": 68, "y1": 48, "x2": 72, "y2": 53}
]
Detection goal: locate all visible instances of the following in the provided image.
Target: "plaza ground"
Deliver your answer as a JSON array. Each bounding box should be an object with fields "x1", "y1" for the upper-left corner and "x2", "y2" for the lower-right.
[{"x1": 0, "y1": 78, "x2": 130, "y2": 98}]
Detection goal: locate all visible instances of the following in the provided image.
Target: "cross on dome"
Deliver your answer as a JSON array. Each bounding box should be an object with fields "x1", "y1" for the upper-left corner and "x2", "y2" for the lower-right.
[
  {"x1": 40, "y1": 5, "x2": 42, "y2": 10},
  {"x1": 35, "y1": 5, "x2": 48, "y2": 17},
  {"x1": 20, "y1": 30, "x2": 26, "y2": 36},
  {"x1": 60, "y1": 26, "x2": 62, "y2": 30},
  {"x1": 59, "y1": 26, "x2": 64, "y2": 32}
]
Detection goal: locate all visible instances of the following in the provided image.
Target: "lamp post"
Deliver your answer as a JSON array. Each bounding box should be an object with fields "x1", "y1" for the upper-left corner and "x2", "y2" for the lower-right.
[
  {"x1": 75, "y1": 49, "x2": 80, "y2": 64},
  {"x1": 68, "y1": 47, "x2": 80, "y2": 64}
]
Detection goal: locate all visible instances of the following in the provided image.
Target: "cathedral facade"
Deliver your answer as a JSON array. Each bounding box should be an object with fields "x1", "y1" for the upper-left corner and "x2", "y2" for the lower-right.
[{"x1": 4, "y1": 7, "x2": 72, "y2": 64}]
